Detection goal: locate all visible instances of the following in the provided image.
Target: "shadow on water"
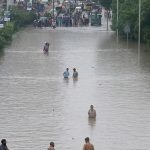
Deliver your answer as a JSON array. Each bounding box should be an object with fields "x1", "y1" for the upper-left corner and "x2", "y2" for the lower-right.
[
  {"x1": 63, "y1": 77, "x2": 70, "y2": 85},
  {"x1": 63, "y1": 77, "x2": 78, "y2": 87},
  {"x1": 73, "y1": 77, "x2": 78, "y2": 86},
  {"x1": 43, "y1": 51, "x2": 49, "y2": 56},
  {"x1": 97, "y1": 32, "x2": 117, "y2": 50}
]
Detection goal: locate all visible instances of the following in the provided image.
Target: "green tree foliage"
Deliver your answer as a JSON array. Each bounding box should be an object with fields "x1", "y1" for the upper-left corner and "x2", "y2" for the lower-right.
[
  {"x1": 11, "y1": 7, "x2": 36, "y2": 30},
  {"x1": 112, "y1": 0, "x2": 150, "y2": 43},
  {"x1": 0, "y1": 22, "x2": 14, "y2": 41},
  {"x1": 0, "y1": 35, "x2": 6, "y2": 49},
  {"x1": 0, "y1": 22, "x2": 15, "y2": 49},
  {"x1": 141, "y1": 0, "x2": 150, "y2": 44},
  {"x1": 0, "y1": 7, "x2": 36, "y2": 50},
  {"x1": 100, "y1": 0, "x2": 112, "y2": 9}
]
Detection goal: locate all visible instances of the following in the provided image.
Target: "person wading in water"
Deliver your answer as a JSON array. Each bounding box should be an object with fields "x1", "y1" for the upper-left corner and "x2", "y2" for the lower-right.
[
  {"x1": 43, "y1": 42, "x2": 50, "y2": 53},
  {"x1": 48, "y1": 142, "x2": 55, "y2": 150},
  {"x1": 88, "y1": 105, "x2": 96, "y2": 118},
  {"x1": 63, "y1": 68, "x2": 70, "y2": 78},
  {"x1": 83, "y1": 137, "x2": 94, "y2": 150},
  {"x1": 72, "y1": 68, "x2": 78, "y2": 78},
  {"x1": 0, "y1": 139, "x2": 9, "y2": 150}
]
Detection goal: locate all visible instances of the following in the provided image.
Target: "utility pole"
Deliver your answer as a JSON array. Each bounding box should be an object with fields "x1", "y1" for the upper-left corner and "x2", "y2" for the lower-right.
[
  {"x1": 116, "y1": 0, "x2": 119, "y2": 46},
  {"x1": 106, "y1": 9, "x2": 108, "y2": 31},
  {"x1": 7, "y1": 0, "x2": 9, "y2": 11},
  {"x1": 53, "y1": 0, "x2": 54, "y2": 19},
  {"x1": 138, "y1": 0, "x2": 141, "y2": 63}
]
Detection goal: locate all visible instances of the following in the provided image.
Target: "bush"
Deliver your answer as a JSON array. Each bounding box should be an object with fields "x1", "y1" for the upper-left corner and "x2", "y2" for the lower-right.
[
  {"x1": 0, "y1": 7, "x2": 36, "y2": 50},
  {"x1": 0, "y1": 35, "x2": 7, "y2": 49},
  {"x1": 0, "y1": 22, "x2": 15, "y2": 41}
]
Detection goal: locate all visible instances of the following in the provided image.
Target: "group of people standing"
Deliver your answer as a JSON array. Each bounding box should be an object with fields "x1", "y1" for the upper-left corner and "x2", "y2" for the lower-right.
[
  {"x1": 48, "y1": 136, "x2": 94, "y2": 150},
  {"x1": 1, "y1": 105, "x2": 96, "y2": 150},
  {"x1": 63, "y1": 68, "x2": 78, "y2": 79},
  {"x1": 1, "y1": 136, "x2": 95, "y2": 150}
]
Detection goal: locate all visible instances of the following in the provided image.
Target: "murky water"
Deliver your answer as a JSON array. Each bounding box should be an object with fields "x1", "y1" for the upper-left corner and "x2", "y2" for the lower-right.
[{"x1": 0, "y1": 26, "x2": 150, "y2": 150}]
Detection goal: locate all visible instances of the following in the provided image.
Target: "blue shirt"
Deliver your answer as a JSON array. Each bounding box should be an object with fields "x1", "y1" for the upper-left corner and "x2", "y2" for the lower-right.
[
  {"x1": 63, "y1": 71, "x2": 69, "y2": 78},
  {"x1": 0, "y1": 144, "x2": 9, "y2": 150}
]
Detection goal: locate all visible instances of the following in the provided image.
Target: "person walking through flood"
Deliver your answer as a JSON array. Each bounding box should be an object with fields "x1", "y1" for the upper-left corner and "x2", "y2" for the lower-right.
[
  {"x1": 83, "y1": 137, "x2": 94, "y2": 150},
  {"x1": 72, "y1": 68, "x2": 78, "y2": 78},
  {"x1": 0, "y1": 139, "x2": 9, "y2": 150},
  {"x1": 63, "y1": 68, "x2": 70, "y2": 78},
  {"x1": 43, "y1": 42, "x2": 49, "y2": 53},
  {"x1": 48, "y1": 142, "x2": 55, "y2": 150},
  {"x1": 88, "y1": 105, "x2": 96, "y2": 118},
  {"x1": 52, "y1": 19, "x2": 56, "y2": 29}
]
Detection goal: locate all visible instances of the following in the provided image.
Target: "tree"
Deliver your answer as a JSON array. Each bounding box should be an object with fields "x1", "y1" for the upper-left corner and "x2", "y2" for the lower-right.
[
  {"x1": 111, "y1": 0, "x2": 150, "y2": 43},
  {"x1": 100, "y1": 0, "x2": 112, "y2": 10}
]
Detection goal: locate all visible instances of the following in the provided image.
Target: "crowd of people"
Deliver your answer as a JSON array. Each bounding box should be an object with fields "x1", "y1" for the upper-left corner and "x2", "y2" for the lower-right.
[
  {"x1": 33, "y1": 12, "x2": 89, "y2": 28},
  {"x1": 32, "y1": 0, "x2": 104, "y2": 28}
]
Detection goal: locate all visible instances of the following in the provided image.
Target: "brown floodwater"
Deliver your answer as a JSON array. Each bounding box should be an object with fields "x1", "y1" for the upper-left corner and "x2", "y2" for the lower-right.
[{"x1": 0, "y1": 26, "x2": 150, "y2": 150}]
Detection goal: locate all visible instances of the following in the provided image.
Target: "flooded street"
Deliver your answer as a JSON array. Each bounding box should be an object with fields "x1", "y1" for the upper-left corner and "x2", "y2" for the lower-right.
[{"x1": 0, "y1": 26, "x2": 150, "y2": 150}]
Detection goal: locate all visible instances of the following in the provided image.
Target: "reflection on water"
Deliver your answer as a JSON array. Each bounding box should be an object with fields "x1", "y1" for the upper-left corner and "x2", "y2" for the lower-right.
[
  {"x1": 0, "y1": 50, "x2": 4, "y2": 64},
  {"x1": 73, "y1": 77, "x2": 78, "y2": 86},
  {"x1": 43, "y1": 51, "x2": 49, "y2": 56},
  {"x1": 63, "y1": 77, "x2": 69, "y2": 84},
  {"x1": 88, "y1": 117, "x2": 96, "y2": 128}
]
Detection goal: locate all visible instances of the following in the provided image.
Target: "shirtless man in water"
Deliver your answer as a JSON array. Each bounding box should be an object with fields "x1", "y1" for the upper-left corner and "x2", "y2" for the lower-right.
[
  {"x1": 83, "y1": 137, "x2": 94, "y2": 150},
  {"x1": 88, "y1": 105, "x2": 96, "y2": 118},
  {"x1": 48, "y1": 142, "x2": 55, "y2": 150}
]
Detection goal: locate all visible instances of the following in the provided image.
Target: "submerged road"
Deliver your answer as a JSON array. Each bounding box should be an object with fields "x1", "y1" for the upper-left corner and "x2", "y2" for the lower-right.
[{"x1": 0, "y1": 24, "x2": 150, "y2": 150}]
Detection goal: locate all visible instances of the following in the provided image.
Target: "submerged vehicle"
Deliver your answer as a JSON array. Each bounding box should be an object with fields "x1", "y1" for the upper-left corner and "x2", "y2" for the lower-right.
[{"x1": 90, "y1": 10, "x2": 102, "y2": 26}]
